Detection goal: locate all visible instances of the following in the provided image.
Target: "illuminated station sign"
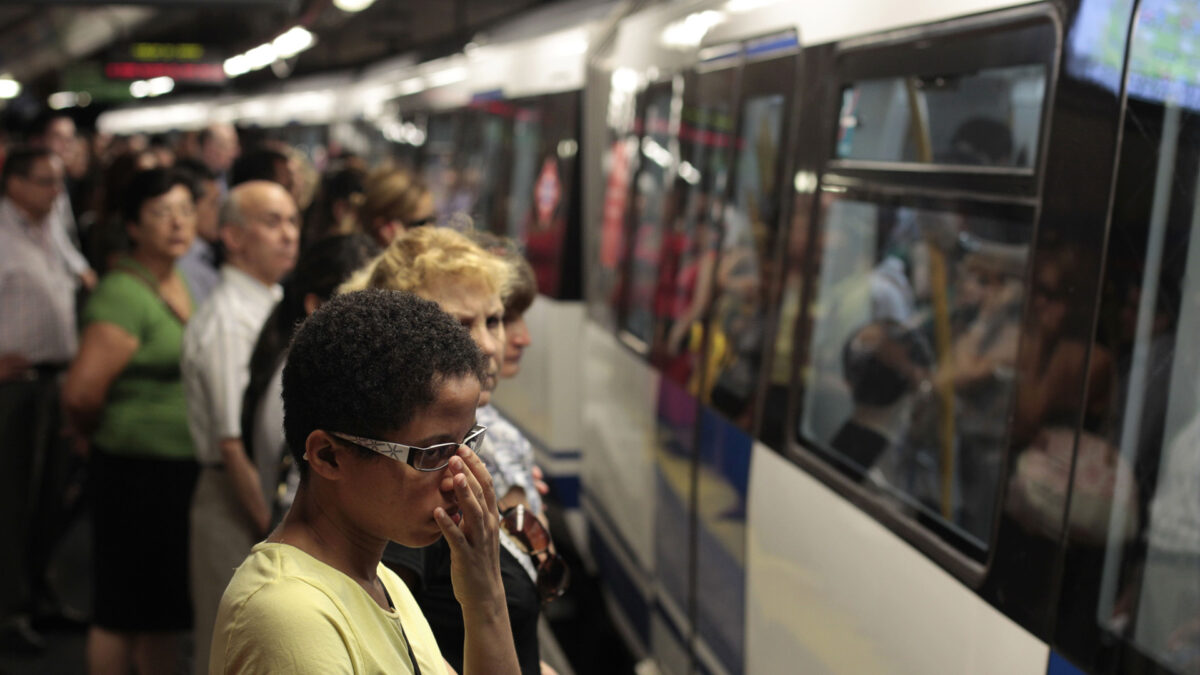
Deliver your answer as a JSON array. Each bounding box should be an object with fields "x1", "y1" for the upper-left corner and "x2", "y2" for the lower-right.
[{"x1": 105, "y1": 43, "x2": 226, "y2": 83}]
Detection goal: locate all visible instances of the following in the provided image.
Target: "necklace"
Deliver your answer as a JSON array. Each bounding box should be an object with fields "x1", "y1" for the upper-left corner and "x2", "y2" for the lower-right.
[{"x1": 376, "y1": 577, "x2": 422, "y2": 675}]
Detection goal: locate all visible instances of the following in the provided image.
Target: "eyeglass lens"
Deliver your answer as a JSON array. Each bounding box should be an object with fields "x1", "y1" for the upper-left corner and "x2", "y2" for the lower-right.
[{"x1": 411, "y1": 426, "x2": 486, "y2": 470}]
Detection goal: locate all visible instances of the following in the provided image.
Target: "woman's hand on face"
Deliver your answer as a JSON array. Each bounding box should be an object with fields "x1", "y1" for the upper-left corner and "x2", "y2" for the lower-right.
[{"x1": 435, "y1": 447, "x2": 505, "y2": 611}]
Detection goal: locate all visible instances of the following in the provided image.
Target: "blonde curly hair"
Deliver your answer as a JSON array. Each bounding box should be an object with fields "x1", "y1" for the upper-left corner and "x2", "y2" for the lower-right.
[{"x1": 340, "y1": 226, "x2": 511, "y2": 299}]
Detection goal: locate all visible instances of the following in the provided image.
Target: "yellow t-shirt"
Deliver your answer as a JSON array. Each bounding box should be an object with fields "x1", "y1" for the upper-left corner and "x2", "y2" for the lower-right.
[{"x1": 210, "y1": 542, "x2": 445, "y2": 674}]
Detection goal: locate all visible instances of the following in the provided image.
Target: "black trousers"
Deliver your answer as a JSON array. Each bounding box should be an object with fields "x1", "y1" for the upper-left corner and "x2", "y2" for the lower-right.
[{"x1": 0, "y1": 374, "x2": 79, "y2": 620}]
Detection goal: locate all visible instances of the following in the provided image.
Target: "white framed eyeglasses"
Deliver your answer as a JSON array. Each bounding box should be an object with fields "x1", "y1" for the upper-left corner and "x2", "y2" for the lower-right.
[{"x1": 329, "y1": 424, "x2": 487, "y2": 471}]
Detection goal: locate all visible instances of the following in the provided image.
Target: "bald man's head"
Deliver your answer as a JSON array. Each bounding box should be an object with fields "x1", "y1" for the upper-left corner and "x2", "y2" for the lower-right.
[{"x1": 220, "y1": 180, "x2": 299, "y2": 286}]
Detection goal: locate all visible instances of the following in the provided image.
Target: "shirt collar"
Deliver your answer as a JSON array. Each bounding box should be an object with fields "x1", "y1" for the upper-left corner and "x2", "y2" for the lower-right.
[
  {"x1": 0, "y1": 197, "x2": 53, "y2": 234},
  {"x1": 220, "y1": 264, "x2": 284, "y2": 304}
]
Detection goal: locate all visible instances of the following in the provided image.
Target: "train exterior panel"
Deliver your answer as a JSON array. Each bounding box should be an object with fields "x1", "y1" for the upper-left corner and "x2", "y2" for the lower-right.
[{"x1": 745, "y1": 443, "x2": 1048, "y2": 673}]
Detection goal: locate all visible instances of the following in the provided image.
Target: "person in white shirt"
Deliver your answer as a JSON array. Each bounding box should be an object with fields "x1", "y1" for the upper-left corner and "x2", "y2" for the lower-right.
[
  {"x1": 181, "y1": 180, "x2": 298, "y2": 674},
  {"x1": 0, "y1": 146, "x2": 82, "y2": 651},
  {"x1": 28, "y1": 112, "x2": 96, "y2": 290}
]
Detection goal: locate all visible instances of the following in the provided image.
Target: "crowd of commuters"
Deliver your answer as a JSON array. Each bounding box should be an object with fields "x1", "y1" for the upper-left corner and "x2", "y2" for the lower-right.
[{"x1": 0, "y1": 110, "x2": 559, "y2": 674}]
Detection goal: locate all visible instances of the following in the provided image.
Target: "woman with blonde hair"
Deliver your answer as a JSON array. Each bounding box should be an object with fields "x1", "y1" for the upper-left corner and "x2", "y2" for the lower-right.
[
  {"x1": 357, "y1": 167, "x2": 436, "y2": 247},
  {"x1": 341, "y1": 227, "x2": 560, "y2": 675}
]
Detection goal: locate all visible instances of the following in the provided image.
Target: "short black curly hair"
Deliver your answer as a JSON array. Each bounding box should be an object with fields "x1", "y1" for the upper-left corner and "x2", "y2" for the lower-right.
[{"x1": 282, "y1": 289, "x2": 487, "y2": 476}]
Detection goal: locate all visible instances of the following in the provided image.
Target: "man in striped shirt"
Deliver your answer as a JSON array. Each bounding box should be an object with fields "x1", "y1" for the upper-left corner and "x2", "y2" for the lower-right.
[{"x1": 181, "y1": 181, "x2": 298, "y2": 674}]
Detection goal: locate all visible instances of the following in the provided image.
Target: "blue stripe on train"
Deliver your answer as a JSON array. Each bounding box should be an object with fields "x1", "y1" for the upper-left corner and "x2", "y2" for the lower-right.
[
  {"x1": 694, "y1": 407, "x2": 751, "y2": 674},
  {"x1": 1047, "y1": 651, "x2": 1085, "y2": 675},
  {"x1": 745, "y1": 32, "x2": 799, "y2": 58},
  {"x1": 588, "y1": 522, "x2": 650, "y2": 645},
  {"x1": 549, "y1": 474, "x2": 580, "y2": 508}
]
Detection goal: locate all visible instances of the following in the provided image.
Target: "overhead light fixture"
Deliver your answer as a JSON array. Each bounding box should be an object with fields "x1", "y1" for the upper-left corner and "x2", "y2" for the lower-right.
[
  {"x1": 49, "y1": 91, "x2": 78, "y2": 110},
  {"x1": 0, "y1": 76, "x2": 20, "y2": 99},
  {"x1": 725, "y1": 0, "x2": 776, "y2": 12},
  {"x1": 333, "y1": 0, "x2": 376, "y2": 12},
  {"x1": 224, "y1": 54, "x2": 251, "y2": 78},
  {"x1": 426, "y1": 66, "x2": 467, "y2": 88},
  {"x1": 223, "y1": 25, "x2": 316, "y2": 80},
  {"x1": 244, "y1": 43, "x2": 278, "y2": 70},
  {"x1": 274, "y1": 26, "x2": 315, "y2": 59},
  {"x1": 395, "y1": 77, "x2": 425, "y2": 96},
  {"x1": 130, "y1": 76, "x2": 175, "y2": 99},
  {"x1": 661, "y1": 10, "x2": 726, "y2": 49}
]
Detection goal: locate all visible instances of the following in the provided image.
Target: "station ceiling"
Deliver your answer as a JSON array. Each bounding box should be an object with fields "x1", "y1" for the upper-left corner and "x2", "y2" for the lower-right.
[{"x1": 0, "y1": 0, "x2": 559, "y2": 106}]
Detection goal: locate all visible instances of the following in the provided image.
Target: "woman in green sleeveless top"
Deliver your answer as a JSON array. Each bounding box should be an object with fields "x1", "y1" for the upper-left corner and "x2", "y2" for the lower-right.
[{"x1": 64, "y1": 168, "x2": 198, "y2": 674}]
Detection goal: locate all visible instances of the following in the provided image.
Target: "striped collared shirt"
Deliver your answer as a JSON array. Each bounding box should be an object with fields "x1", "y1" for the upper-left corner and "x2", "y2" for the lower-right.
[
  {"x1": 182, "y1": 265, "x2": 282, "y2": 465},
  {"x1": 476, "y1": 403, "x2": 542, "y2": 515},
  {"x1": 0, "y1": 197, "x2": 78, "y2": 363}
]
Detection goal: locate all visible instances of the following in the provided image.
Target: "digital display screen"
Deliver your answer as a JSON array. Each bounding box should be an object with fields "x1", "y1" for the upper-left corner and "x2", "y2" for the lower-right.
[{"x1": 1068, "y1": 0, "x2": 1200, "y2": 110}]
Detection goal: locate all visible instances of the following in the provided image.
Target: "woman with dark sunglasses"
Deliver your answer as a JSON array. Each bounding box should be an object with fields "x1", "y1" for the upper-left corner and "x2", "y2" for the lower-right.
[
  {"x1": 357, "y1": 166, "x2": 436, "y2": 248},
  {"x1": 209, "y1": 289, "x2": 520, "y2": 675},
  {"x1": 341, "y1": 226, "x2": 561, "y2": 675}
]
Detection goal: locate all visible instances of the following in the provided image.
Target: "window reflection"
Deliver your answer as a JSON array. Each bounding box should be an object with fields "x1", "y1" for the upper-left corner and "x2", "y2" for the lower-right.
[
  {"x1": 799, "y1": 195, "x2": 1033, "y2": 548},
  {"x1": 707, "y1": 93, "x2": 786, "y2": 426},
  {"x1": 1094, "y1": 99, "x2": 1200, "y2": 672},
  {"x1": 652, "y1": 90, "x2": 734, "y2": 387},
  {"x1": 836, "y1": 64, "x2": 1046, "y2": 168},
  {"x1": 619, "y1": 88, "x2": 673, "y2": 348}
]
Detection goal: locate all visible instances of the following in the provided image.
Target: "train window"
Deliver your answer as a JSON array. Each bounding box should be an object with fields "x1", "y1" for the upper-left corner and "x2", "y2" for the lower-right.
[
  {"x1": 458, "y1": 102, "x2": 512, "y2": 233},
  {"x1": 650, "y1": 66, "x2": 737, "y2": 385},
  {"x1": 507, "y1": 101, "x2": 543, "y2": 243},
  {"x1": 617, "y1": 82, "x2": 675, "y2": 351},
  {"x1": 835, "y1": 64, "x2": 1047, "y2": 169},
  {"x1": 797, "y1": 191, "x2": 1034, "y2": 554},
  {"x1": 591, "y1": 132, "x2": 637, "y2": 328},
  {"x1": 518, "y1": 91, "x2": 582, "y2": 298},
  {"x1": 424, "y1": 111, "x2": 466, "y2": 228},
  {"x1": 706, "y1": 54, "x2": 795, "y2": 428}
]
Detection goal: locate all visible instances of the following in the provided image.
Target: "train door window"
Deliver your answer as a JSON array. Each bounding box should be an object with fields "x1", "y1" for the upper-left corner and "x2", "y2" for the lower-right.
[
  {"x1": 1049, "y1": 2, "x2": 1200, "y2": 670},
  {"x1": 789, "y1": 8, "x2": 1060, "y2": 565},
  {"x1": 835, "y1": 64, "x2": 1046, "y2": 168},
  {"x1": 832, "y1": 17, "x2": 1056, "y2": 173},
  {"x1": 520, "y1": 91, "x2": 582, "y2": 299},
  {"x1": 617, "y1": 82, "x2": 675, "y2": 351},
  {"x1": 591, "y1": 110, "x2": 639, "y2": 328},
  {"x1": 424, "y1": 111, "x2": 463, "y2": 228},
  {"x1": 651, "y1": 65, "x2": 737, "y2": 385},
  {"x1": 798, "y1": 193, "x2": 1034, "y2": 554},
  {"x1": 459, "y1": 101, "x2": 513, "y2": 233},
  {"x1": 507, "y1": 99, "x2": 542, "y2": 244},
  {"x1": 705, "y1": 52, "x2": 796, "y2": 428}
]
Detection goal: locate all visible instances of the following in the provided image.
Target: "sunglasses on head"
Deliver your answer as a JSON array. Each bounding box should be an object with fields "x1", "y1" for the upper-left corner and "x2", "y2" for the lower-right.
[
  {"x1": 328, "y1": 425, "x2": 487, "y2": 472},
  {"x1": 500, "y1": 504, "x2": 569, "y2": 604}
]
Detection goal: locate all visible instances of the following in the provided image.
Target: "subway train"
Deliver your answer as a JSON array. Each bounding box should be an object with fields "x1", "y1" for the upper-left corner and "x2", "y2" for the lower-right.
[{"x1": 98, "y1": 0, "x2": 1200, "y2": 673}]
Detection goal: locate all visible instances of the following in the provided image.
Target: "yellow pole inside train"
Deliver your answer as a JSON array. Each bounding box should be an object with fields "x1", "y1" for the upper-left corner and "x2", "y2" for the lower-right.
[{"x1": 905, "y1": 77, "x2": 956, "y2": 520}]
